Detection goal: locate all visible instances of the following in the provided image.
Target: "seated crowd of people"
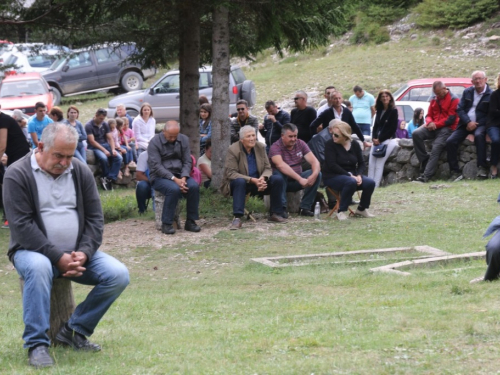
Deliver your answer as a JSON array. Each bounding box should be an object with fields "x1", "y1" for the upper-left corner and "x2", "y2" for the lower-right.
[{"x1": 1, "y1": 70, "x2": 499, "y2": 231}]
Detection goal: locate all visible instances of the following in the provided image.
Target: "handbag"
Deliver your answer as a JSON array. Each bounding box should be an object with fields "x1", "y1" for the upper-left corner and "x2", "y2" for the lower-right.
[{"x1": 372, "y1": 143, "x2": 387, "y2": 158}]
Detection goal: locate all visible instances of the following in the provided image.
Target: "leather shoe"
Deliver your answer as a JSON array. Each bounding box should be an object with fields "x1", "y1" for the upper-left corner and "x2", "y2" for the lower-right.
[
  {"x1": 268, "y1": 213, "x2": 287, "y2": 223},
  {"x1": 185, "y1": 219, "x2": 201, "y2": 232},
  {"x1": 55, "y1": 324, "x2": 101, "y2": 351},
  {"x1": 161, "y1": 223, "x2": 176, "y2": 235},
  {"x1": 298, "y1": 208, "x2": 314, "y2": 217},
  {"x1": 230, "y1": 217, "x2": 242, "y2": 230},
  {"x1": 28, "y1": 345, "x2": 54, "y2": 368}
]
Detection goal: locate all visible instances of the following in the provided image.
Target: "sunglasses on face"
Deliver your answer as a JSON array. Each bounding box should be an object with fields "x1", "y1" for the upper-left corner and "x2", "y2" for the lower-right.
[
  {"x1": 333, "y1": 133, "x2": 341, "y2": 138},
  {"x1": 237, "y1": 108, "x2": 246, "y2": 112},
  {"x1": 293, "y1": 97, "x2": 304, "y2": 101}
]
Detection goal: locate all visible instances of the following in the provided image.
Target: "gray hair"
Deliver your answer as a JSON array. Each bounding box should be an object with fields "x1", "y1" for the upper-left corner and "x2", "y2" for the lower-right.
[
  {"x1": 164, "y1": 120, "x2": 180, "y2": 131},
  {"x1": 116, "y1": 103, "x2": 126, "y2": 109},
  {"x1": 471, "y1": 70, "x2": 486, "y2": 79},
  {"x1": 12, "y1": 109, "x2": 24, "y2": 121},
  {"x1": 41, "y1": 122, "x2": 78, "y2": 150},
  {"x1": 281, "y1": 123, "x2": 297, "y2": 135},
  {"x1": 239, "y1": 125, "x2": 255, "y2": 139},
  {"x1": 295, "y1": 90, "x2": 307, "y2": 99},
  {"x1": 328, "y1": 119, "x2": 343, "y2": 130}
]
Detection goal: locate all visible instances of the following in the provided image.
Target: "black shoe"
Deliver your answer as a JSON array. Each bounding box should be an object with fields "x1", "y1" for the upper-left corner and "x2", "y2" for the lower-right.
[
  {"x1": 161, "y1": 223, "x2": 176, "y2": 235},
  {"x1": 100, "y1": 177, "x2": 109, "y2": 191},
  {"x1": 28, "y1": 345, "x2": 54, "y2": 368},
  {"x1": 280, "y1": 211, "x2": 289, "y2": 219},
  {"x1": 415, "y1": 175, "x2": 429, "y2": 183},
  {"x1": 106, "y1": 179, "x2": 114, "y2": 191},
  {"x1": 299, "y1": 208, "x2": 314, "y2": 217},
  {"x1": 184, "y1": 219, "x2": 201, "y2": 232},
  {"x1": 449, "y1": 172, "x2": 463, "y2": 182},
  {"x1": 55, "y1": 324, "x2": 101, "y2": 351}
]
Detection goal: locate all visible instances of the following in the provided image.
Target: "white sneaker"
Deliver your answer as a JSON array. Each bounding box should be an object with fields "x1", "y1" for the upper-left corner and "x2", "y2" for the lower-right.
[
  {"x1": 470, "y1": 276, "x2": 484, "y2": 284},
  {"x1": 336, "y1": 211, "x2": 348, "y2": 221},
  {"x1": 355, "y1": 209, "x2": 375, "y2": 218}
]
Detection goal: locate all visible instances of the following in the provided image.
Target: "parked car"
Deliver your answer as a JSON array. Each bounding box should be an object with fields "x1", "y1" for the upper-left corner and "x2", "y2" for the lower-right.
[
  {"x1": 106, "y1": 65, "x2": 256, "y2": 121},
  {"x1": 396, "y1": 101, "x2": 429, "y2": 123},
  {"x1": 393, "y1": 77, "x2": 472, "y2": 102},
  {"x1": 0, "y1": 72, "x2": 54, "y2": 115},
  {"x1": 42, "y1": 43, "x2": 156, "y2": 105}
]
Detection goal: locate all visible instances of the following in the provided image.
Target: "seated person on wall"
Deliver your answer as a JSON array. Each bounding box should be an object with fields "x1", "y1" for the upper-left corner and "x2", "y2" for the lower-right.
[
  {"x1": 3, "y1": 123, "x2": 129, "y2": 368},
  {"x1": 136, "y1": 151, "x2": 154, "y2": 214},
  {"x1": 230, "y1": 100, "x2": 259, "y2": 143},
  {"x1": 446, "y1": 70, "x2": 492, "y2": 181},
  {"x1": 414, "y1": 81, "x2": 460, "y2": 183},
  {"x1": 308, "y1": 119, "x2": 342, "y2": 166},
  {"x1": 148, "y1": 120, "x2": 201, "y2": 235},
  {"x1": 221, "y1": 125, "x2": 287, "y2": 230},
  {"x1": 269, "y1": 123, "x2": 322, "y2": 217},
  {"x1": 198, "y1": 139, "x2": 212, "y2": 188},
  {"x1": 322, "y1": 121, "x2": 376, "y2": 221},
  {"x1": 259, "y1": 100, "x2": 291, "y2": 152}
]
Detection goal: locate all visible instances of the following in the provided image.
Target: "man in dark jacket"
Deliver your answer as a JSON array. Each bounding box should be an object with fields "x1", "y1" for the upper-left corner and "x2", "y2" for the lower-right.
[
  {"x1": 414, "y1": 81, "x2": 460, "y2": 183},
  {"x1": 446, "y1": 70, "x2": 491, "y2": 180},
  {"x1": 3, "y1": 123, "x2": 129, "y2": 368},
  {"x1": 259, "y1": 100, "x2": 291, "y2": 152}
]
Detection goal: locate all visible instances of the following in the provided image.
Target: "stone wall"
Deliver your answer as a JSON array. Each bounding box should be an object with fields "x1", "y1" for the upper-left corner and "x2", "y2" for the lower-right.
[
  {"x1": 86, "y1": 149, "x2": 136, "y2": 188},
  {"x1": 365, "y1": 138, "x2": 488, "y2": 186}
]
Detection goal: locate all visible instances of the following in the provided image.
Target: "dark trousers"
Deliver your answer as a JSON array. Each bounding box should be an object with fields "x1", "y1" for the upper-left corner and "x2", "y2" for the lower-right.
[
  {"x1": 485, "y1": 230, "x2": 500, "y2": 281},
  {"x1": 324, "y1": 175, "x2": 375, "y2": 212},
  {"x1": 413, "y1": 126, "x2": 452, "y2": 178},
  {"x1": 152, "y1": 177, "x2": 199, "y2": 225},
  {"x1": 230, "y1": 176, "x2": 284, "y2": 216},
  {"x1": 446, "y1": 125, "x2": 487, "y2": 172}
]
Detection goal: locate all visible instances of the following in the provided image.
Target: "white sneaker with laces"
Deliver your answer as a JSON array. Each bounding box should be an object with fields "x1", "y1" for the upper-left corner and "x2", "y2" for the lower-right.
[
  {"x1": 336, "y1": 211, "x2": 348, "y2": 221},
  {"x1": 355, "y1": 209, "x2": 375, "y2": 218}
]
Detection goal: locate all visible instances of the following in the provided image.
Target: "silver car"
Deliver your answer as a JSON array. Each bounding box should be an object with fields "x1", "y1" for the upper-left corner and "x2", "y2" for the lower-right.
[{"x1": 107, "y1": 65, "x2": 256, "y2": 121}]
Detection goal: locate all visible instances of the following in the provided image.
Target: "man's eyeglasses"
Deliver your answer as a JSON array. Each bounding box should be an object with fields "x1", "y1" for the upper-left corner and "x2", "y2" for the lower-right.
[
  {"x1": 293, "y1": 97, "x2": 304, "y2": 101},
  {"x1": 236, "y1": 108, "x2": 246, "y2": 112},
  {"x1": 333, "y1": 133, "x2": 341, "y2": 138}
]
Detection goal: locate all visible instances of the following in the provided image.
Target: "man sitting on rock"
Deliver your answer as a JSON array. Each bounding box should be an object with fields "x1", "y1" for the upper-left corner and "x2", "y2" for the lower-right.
[
  {"x1": 221, "y1": 125, "x2": 287, "y2": 230},
  {"x1": 414, "y1": 81, "x2": 460, "y2": 183},
  {"x1": 269, "y1": 123, "x2": 321, "y2": 217}
]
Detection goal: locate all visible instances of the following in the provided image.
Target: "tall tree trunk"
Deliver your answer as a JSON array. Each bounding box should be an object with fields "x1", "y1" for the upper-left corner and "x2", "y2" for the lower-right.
[
  {"x1": 179, "y1": 1, "x2": 200, "y2": 158},
  {"x1": 211, "y1": 5, "x2": 231, "y2": 190}
]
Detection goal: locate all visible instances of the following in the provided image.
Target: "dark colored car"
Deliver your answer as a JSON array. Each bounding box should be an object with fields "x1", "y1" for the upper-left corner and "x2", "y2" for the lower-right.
[{"x1": 42, "y1": 44, "x2": 156, "y2": 105}]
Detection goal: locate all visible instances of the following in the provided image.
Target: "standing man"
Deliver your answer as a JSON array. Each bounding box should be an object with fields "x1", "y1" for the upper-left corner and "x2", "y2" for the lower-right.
[
  {"x1": 28, "y1": 102, "x2": 53, "y2": 148},
  {"x1": 3, "y1": 123, "x2": 129, "y2": 368},
  {"x1": 349, "y1": 85, "x2": 375, "y2": 136},
  {"x1": 310, "y1": 91, "x2": 371, "y2": 149},
  {"x1": 290, "y1": 90, "x2": 317, "y2": 143},
  {"x1": 148, "y1": 121, "x2": 201, "y2": 235},
  {"x1": 115, "y1": 104, "x2": 135, "y2": 130},
  {"x1": 259, "y1": 100, "x2": 291, "y2": 152},
  {"x1": 221, "y1": 125, "x2": 286, "y2": 229},
  {"x1": 316, "y1": 86, "x2": 336, "y2": 116},
  {"x1": 414, "y1": 81, "x2": 460, "y2": 183},
  {"x1": 269, "y1": 123, "x2": 322, "y2": 217},
  {"x1": 230, "y1": 100, "x2": 259, "y2": 143},
  {"x1": 85, "y1": 108, "x2": 123, "y2": 191},
  {"x1": 446, "y1": 71, "x2": 492, "y2": 181}
]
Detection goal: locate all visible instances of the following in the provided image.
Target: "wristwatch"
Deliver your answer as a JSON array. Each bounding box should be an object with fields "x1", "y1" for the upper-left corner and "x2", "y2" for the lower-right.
[{"x1": 170, "y1": 176, "x2": 175, "y2": 180}]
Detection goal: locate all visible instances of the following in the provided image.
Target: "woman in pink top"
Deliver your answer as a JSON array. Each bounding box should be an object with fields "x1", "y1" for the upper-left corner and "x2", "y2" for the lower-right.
[{"x1": 132, "y1": 102, "x2": 156, "y2": 157}]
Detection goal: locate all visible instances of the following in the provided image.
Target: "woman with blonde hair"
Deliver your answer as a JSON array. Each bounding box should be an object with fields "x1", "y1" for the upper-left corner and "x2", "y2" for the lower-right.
[
  {"x1": 132, "y1": 102, "x2": 156, "y2": 157},
  {"x1": 322, "y1": 120, "x2": 376, "y2": 221}
]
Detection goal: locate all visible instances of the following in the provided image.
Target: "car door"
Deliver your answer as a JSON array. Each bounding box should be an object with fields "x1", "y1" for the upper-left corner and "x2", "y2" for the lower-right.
[
  {"x1": 143, "y1": 73, "x2": 182, "y2": 121},
  {"x1": 58, "y1": 51, "x2": 99, "y2": 93},
  {"x1": 95, "y1": 47, "x2": 122, "y2": 88}
]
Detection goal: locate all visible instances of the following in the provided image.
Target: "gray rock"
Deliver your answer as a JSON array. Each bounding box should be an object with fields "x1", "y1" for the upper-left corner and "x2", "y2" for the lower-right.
[
  {"x1": 410, "y1": 153, "x2": 420, "y2": 167},
  {"x1": 396, "y1": 149, "x2": 412, "y2": 163},
  {"x1": 398, "y1": 138, "x2": 414, "y2": 148},
  {"x1": 386, "y1": 162, "x2": 402, "y2": 172},
  {"x1": 460, "y1": 152, "x2": 472, "y2": 162},
  {"x1": 462, "y1": 160, "x2": 478, "y2": 180}
]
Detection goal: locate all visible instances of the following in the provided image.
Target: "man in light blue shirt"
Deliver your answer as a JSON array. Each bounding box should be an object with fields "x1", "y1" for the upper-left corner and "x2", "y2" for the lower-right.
[
  {"x1": 349, "y1": 85, "x2": 375, "y2": 136},
  {"x1": 27, "y1": 102, "x2": 53, "y2": 148}
]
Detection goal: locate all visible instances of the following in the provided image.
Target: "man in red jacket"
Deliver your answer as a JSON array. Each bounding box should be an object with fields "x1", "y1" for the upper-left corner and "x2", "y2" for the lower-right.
[{"x1": 413, "y1": 81, "x2": 460, "y2": 183}]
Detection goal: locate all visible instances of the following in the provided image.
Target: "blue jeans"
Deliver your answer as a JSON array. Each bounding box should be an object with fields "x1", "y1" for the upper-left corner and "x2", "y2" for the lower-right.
[
  {"x1": 89, "y1": 143, "x2": 123, "y2": 181},
  {"x1": 230, "y1": 176, "x2": 284, "y2": 216},
  {"x1": 136, "y1": 180, "x2": 154, "y2": 213},
  {"x1": 152, "y1": 177, "x2": 199, "y2": 225},
  {"x1": 74, "y1": 142, "x2": 87, "y2": 164},
  {"x1": 358, "y1": 123, "x2": 371, "y2": 136},
  {"x1": 324, "y1": 174, "x2": 375, "y2": 212},
  {"x1": 120, "y1": 145, "x2": 134, "y2": 165},
  {"x1": 272, "y1": 169, "x2": 321, "y2": 210},
  {"x1": 13, "y1": 250, "x2": 129, "y2": 348},
  {"x1": 487, "y1": 127, "x2": 500, "y2": 166}
]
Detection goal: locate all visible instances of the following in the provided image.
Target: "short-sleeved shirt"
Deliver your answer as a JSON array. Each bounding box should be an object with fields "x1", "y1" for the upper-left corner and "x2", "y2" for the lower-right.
[
  {"x1": 27, "y1": 115, "x2": 53, "y2": 148},
  {"x1": 349, "y1": 92, "x2": 375, "y2": 125},
  {"x1": 0, "y1": 112, "x2": 30, "y2": 165},
  {"x1": 85, "y1": 119, "x2": 111, "y2": 145},
  {"x1": 269, "y1": 138, "x2": 311, "y2": 175}
]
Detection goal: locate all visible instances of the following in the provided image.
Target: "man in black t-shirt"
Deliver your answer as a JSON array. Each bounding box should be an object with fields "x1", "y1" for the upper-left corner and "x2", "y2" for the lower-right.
[{"x1": 290, "y1": 90, "x2": 317, "y2": 143}]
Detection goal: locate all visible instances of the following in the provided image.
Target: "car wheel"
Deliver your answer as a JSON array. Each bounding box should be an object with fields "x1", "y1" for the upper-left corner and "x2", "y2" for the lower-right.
[
  {"x1": 240, "y1": 80, "x2": 256, "y2": 107},
  {"x1": 51, "y1": 87, "x2": 61, "y2": 106},
  {"x1": 127, "y1": 108, "x2": 139, "y2": 117},
  {"x1": 121, "y1": 72, "x2": 143, "y2": 92}
]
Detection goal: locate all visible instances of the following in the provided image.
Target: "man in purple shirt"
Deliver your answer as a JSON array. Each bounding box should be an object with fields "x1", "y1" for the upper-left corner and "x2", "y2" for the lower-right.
[{"x1": 269, "y1": 123, "x2": 322, "y2": 217}]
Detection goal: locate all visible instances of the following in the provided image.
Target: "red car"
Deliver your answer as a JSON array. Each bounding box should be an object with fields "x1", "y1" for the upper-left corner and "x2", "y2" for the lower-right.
[
  {"x1": 0, "y1": 72, "x2": 54, "y2": 115},
  {"x1": 393, "y1": 77, "x2": 472, "y2": 102}
]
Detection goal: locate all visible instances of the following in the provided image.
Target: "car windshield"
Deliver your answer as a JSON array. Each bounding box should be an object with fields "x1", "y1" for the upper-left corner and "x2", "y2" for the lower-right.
[{"x1": 0, "y1": 80, "x2": 47, "y2": 97}]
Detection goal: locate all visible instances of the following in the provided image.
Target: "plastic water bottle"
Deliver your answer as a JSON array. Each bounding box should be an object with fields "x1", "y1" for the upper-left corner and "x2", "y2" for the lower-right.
[{"x1": 314, "y1": 202, "x2": 320, "y2": 220}]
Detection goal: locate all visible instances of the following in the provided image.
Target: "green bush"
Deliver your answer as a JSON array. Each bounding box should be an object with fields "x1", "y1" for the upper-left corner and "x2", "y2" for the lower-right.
[
  {"x1": 415, "y1": 0, "x2": 499, "y2": 29},
  {"x1": 101, "y1": 192, "x2": 137, "y2": 223},
  {"x1": 351, "y1": 21, "x2": 390, "y2": 45}
]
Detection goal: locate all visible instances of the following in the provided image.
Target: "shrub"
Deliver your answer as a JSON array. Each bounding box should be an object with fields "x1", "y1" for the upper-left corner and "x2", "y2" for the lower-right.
[
  {"x1": 351, "y1": 21, "x2": 390, "y2": 45},
  {"x1": 415, "y1": 0, "x2": 499, "y2": 29},
  {"x1": 101, "y1": 192, "x2": 137, "y2": 223}
]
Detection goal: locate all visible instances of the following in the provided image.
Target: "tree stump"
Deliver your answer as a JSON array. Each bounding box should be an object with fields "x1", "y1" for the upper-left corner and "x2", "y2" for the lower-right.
[
  {"x1": 154, "y1": 191, "x2": 182, "y2": 231},
  {"x1": 19, "y1": 278, "x2": 75, "y2": 345}
]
